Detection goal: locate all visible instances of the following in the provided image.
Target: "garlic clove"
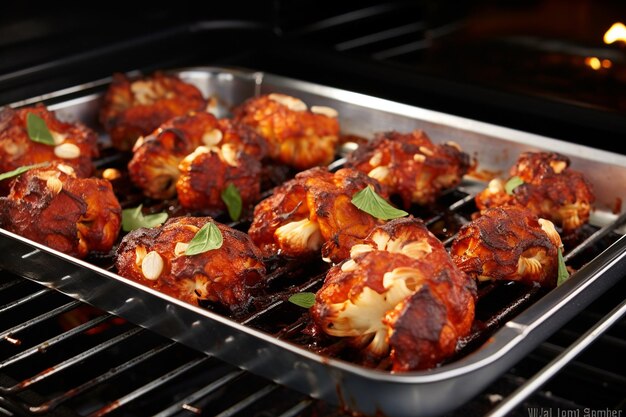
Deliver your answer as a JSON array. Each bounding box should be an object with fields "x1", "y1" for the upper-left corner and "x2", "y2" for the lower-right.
[
  {"x1": 141, "y1": 251, "x2": 164, "y2": 281},
  {"x1": 367, "y1": 165, "x2": 390, "y2": 182},
  {"x1": 54, "y1": 143, "x2": 80, "y2": 159},
  {"x1": 46, "y1": 176, "x2": 63, "y2": 194},
  {"x1": 419, "y1": 146, "x2": 434, "y2": 156},
  {"x1": 268, "y1": 93, "x2": 307, "y2": 112},
  {"x1": 368, "y1": 151, "x2": 383, "y2": 167},
  {"x1": 310, "y1": 105, "x2": 338, "y2": 118},
  {"x1": 202, "y1": 128, "x2": 223, "y2": 147},
  {"x1": 174, "y1": 242, "x2": 189, "y2": 257}
]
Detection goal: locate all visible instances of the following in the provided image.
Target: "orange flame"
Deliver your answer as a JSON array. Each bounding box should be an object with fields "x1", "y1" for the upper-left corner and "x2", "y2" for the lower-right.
[
  {"x1": 585, "y1": 57, "x2": 602, "y2": 70},
  {"x1": 604, "y1": 22, "x2": 626, "y2": 44},
  {"x1": 584, "y1": 57, "x2": 612, "y2": 71}
]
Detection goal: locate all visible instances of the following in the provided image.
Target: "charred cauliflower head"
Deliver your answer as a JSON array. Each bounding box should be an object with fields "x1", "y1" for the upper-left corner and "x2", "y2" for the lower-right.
[
  {"x1": 128, "y1": 111, "x2": 266, "y2": 202},
  {"x1": 451, "y1": 206, "x2": 563, "y2": 287},
  {"x1": 115, "y1": 217, "x2": 266, "y2": 313},
  {"x1": 99, "y1": 72, "x2": 207, "y2": 150},
  {"x1": 475, "y1": 152, "x2": 594, "y2": 234},
  {"x1": 0, "y1": 104, "x2": 98, "y2": 185},
  {"x1": 0, "y1": 162, "x2": 121, "y2": 259},
  {"x1": 248, "y1": 167, "x2": 385, "y2": 263},
  {"x1": 347, "y1": 130, "x2": 470, "y2": 207},
  {"x1": 233, "y1": 93, "x2": 340, "y2": 170},
  {"x1": 176, "y1": 143, "x2": 261, "y2": 214},
  {"x1": 311, "y1": 217, "x2": 476, "y2": 371}
]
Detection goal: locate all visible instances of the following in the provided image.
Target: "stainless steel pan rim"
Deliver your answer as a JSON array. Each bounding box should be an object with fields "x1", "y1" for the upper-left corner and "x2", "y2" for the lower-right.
[
  {"x1": 2, "y1": 66, "x2": 625, "y2": 416},
  {"x1": 2, "y1": 226, "x2": 625, "y2": 380}
]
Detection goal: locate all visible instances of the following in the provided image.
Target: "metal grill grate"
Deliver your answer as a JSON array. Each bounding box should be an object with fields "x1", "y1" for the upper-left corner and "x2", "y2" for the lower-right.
[
  {"x1": 1, "y1": 273, "x2": 624, "y2": 416},
  {"x1": 1, "y1": 179, "x2": 625, "y2": 416},
  {"x1": 212, "y1": 183, "x2": 626, "y2": 367},
  {"x1": 0, "y1": 273, "x2": 325, "y2": 416}
]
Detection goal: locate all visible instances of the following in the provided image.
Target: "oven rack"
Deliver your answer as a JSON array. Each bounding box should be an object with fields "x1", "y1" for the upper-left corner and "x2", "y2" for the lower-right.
[
  {"x1": 2, "y1": 68, "x2": 626, "y2": 417},
  {"x1": 0, "y1": 269, "x2": 624, "y2": 417},
  {"x1": 1, "y1": 179, "x2": 625, "y2": 416}
]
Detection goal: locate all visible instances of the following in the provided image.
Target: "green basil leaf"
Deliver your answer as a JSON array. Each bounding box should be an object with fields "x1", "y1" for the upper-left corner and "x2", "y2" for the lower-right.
[
  {"x1": 221, "y1": 183, "x2": 242, "y2": 221},
  {"x1": 185, "y1": 221, "x2": 223, "y2": 255},
  {"x1": 122, "y1": 204, "x2": 168, "y2": 232},
  {"x1": 0, "y1": 162, "x2": 50, "y2": 182},
  {"x1": 288, "y1": 292, "x2": 316, "y2": 308},
  {"x1": 505, "y1": 176, "x2": 524, "y2": 195},
  {"x1": 557, "y1": 247, "x2": 570, "y2": 286},
  {"x1": 351, "y1": 185, "x2": 408, "y2": 220},
  {"x1": 26, "y1": 113, "x2": 55, "y2": 146}
]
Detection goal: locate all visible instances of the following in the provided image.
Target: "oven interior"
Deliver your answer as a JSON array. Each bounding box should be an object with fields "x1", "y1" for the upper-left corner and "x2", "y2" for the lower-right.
[
  {"x1": 1, "y1": 1, "x2": 626, "y2": 416},
  {"x1": 0, "y1": 270, "x2": 623, "y2": 417}
]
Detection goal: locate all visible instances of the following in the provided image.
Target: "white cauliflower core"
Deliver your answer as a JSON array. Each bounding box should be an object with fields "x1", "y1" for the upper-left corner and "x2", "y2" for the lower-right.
[
  {"x1": 322, "y1": 229, "x2": 433, "y2": 355},
  {"x1": 275, "y1": 218, "x2": 323, "y2": 253},
  {"x1": 325, "y1": 266, "x2": 425, "y2": 355}
]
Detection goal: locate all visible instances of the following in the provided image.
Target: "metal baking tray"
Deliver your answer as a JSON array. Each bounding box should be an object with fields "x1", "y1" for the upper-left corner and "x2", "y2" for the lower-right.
[{"x1": 2, "y1": 67, "x2": 626, "y2": 417}]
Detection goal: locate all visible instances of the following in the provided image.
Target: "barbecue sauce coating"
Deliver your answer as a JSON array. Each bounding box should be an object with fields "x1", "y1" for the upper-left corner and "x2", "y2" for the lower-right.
[
  {"x1": 0, "y1": 163, "x2": 121, "y2": 258},
  {"x1": 99, "y1": 72, "x2": 206, "y2": 151},
  {"x1": 115, "y1": 217, "x2": 266, "y2": 313},
  {"x1": 248, "y1": 167, "x2": 385, "y2": 263},
  {"x1": 451, "y1": 206, "x2": 563, "y2": 287},
  {"x1": 176, "y1": 145, "x2": 261, "y2": 214},
  {"x1": 346, "y1": 130, "x2": 470, "y2": 207},
  {"x1": 475, "y1": 152, "x2": 595, "y2": 233},
  {"x1": 311, "y1": 217, "x2": 476, "y2": 371},
  {"x1": 0, "y1": 105, "x2": 98, "y2": 183},
  {"x1": 128, "y1": 111, "x2": 267, "y2": 213},
  {"x1": 387, "y1": 286, "x2": 450, "y2": 371},
  {"x1": 233, "y1": 94, "x2": 339, "y2": 170}
]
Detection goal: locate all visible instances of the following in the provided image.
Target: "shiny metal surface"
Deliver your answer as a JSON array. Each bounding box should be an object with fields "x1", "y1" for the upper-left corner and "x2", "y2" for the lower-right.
[
  {"x1": 486, "y1": 298, "x2": 626, "y2": 417},
  {"x1": 1, "y1": 67, "x2": 626, "y2": 417}
]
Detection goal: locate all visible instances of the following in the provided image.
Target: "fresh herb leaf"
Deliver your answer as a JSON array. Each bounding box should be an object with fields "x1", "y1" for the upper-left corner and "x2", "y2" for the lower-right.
[
  {"x1": 557, "y1": 247, "x2": 570, "y2": 286},
  {"x1": 505, "y1": 176, "x2": 524, "y2": 195},
  {"x1": 185, "y1": 221, "x2": 223, "y2": 255},
  {"x1": 288, "y1": 292, "x2": 316, "y2": 308},
  {"x1": 0, "y1": 162, "x2": 49, "y2": 181},
  {"x1": 26, "y1": 113, "x2": 55, "y2": 145},
  {"x1": 221, "y1": 183, "x2": 242, "y2": 221},
  {"x1": 122, "y1": 204, "x2": 168, "y2": 232},
  {"x1": 351, "y1": 185, "x2": 408, "y2": 220}
]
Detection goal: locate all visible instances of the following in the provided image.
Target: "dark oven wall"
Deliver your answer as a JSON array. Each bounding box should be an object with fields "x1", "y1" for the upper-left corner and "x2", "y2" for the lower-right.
[
  {"x1": 0, "y1": 1, "x2": 278, "y2": 104},
  {"x1": 3, "y1": 1, "x2": 626, "y2": 154},
  {"x1": 267, "y1": 0, "x2": 626, "y2": 155}
]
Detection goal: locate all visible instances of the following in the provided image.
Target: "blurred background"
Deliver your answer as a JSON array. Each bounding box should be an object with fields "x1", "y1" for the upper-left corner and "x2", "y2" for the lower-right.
[{"x1": 2, "y1": 0, "x2": 626, "y2": 153}]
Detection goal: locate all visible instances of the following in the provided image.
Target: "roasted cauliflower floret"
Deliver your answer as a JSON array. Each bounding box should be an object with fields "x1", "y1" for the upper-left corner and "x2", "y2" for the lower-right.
[
  {"x1": 475, "y1": 152, "x2": 594, "y2": 234},
  {"x1": 451, "y1": 206, "x2": 563, "y2": 287},
  {"x1": 0, "y1": 162, "x2": 121, "y2": 258},
  {"x1": 0, "y1": 105, "x2": 98, "y2": 186},
  {"x1": 311, "y1": 218, "x2": 476, "y2": 371},
  {"x1": 128, "y1": 111, "x2": 266, "y2": 200},
  {"x1": 115, "y1": 216, "x2": 266, "y2": 313},
  {"x1": 274, "y1": 218, "x2": 324, "y2": 255},
  {"x1": 99, "y1": 72, "x2": 206, "y2": 150},
  {"x1": 346, "y1": 130, "x2": 470, "y2": 207},
  {"x1": 249, "y1": 167, "x2": 385, "y2": 262},
  {"x1": 176, "y1": 144, "x2": 262, "y2": 215},
  {"x1": 233, "y1": 93, "x2": 339, "y2": 169}
]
